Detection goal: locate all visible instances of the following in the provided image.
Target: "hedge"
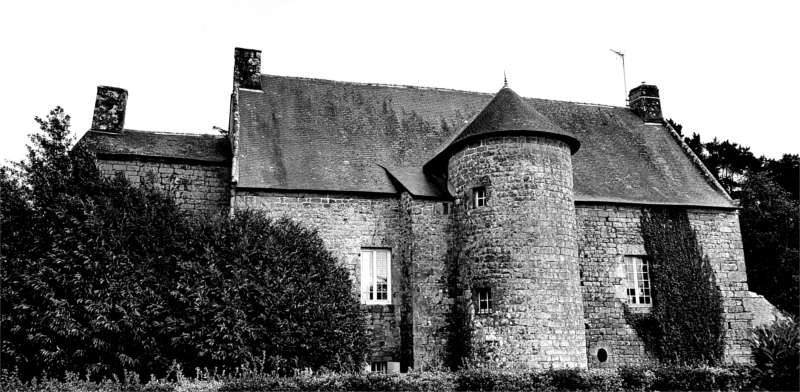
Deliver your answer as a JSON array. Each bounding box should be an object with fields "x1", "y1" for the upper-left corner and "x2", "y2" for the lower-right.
[{"x1": 1, "y1": 364, "x2": 765, "y2": 392}]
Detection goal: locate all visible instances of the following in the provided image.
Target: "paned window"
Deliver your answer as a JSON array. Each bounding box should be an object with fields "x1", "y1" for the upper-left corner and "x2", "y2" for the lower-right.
[
  {"x1": 473, "y1": 187, "x2": 486, "y2": 208},
  {"x1": 624, "y1": 256, "x2": 652, "y2": 306},
  {"x1": 367, "y1": 361, "x2": 400, "y2": 373},
  {"x1": 361, "y1": 249, "x2": 391, "y2": 304},
  {"x1": 370, "y1": 362, "x2": 388, "y2": 373},
  {"x1": 475, "y1": 288, "x2": 493, "y2": 314}
]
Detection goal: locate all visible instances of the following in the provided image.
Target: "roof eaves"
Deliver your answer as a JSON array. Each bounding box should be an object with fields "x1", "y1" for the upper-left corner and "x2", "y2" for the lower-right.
[
  {"x1": 94, "y1": 152, "x2": 230, "y2": 165},
  {"x1": 574, "y1": 197, "x2": 738, "y2": 210}
]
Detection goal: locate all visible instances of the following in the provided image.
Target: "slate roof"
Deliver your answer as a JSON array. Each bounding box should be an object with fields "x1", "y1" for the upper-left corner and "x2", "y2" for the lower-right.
[
  {"x1": 235, "y1": 75, "x2": 733, "y2": 208},
  {"x1": 80, "y1": 130, "x2": 230, "y2": 163}
]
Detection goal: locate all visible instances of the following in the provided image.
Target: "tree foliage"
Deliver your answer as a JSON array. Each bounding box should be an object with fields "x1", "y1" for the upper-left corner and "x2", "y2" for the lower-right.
[
  {"x1": 738, "y1": 173, "x2": 799, "y2": 316},
  {"x1": 670, "y1": 120, "x2": 799, "y2": 316},
  {"x1": 1, "y1": 107, "x2": 367, "y2": 380}
]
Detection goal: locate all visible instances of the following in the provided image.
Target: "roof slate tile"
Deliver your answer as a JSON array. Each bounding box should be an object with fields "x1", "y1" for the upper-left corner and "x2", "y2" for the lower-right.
[{"x1": 236, "y1": 75, "x2": 733, "y2": 208}]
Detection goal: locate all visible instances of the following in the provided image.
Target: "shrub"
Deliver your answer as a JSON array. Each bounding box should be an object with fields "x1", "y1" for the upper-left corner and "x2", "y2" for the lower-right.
[
  {"x1": 1, "y1": 365, "x2": 765, "y2": 392},
  {"x1": 750, "y1": 315, "x2": 800, "y2": 391},
  {"x1": 166, "y1": 213, "x2": 369, "y2": 374},
  {"x1": 1, "y1": 108, "x2": 187, "y2": 379},
  {"x1": 1, "y1": 108, "x2": 367, "y2": 380}
]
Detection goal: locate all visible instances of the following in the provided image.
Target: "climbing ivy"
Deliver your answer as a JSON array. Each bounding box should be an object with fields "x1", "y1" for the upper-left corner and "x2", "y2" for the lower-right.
[{"x1": 628, "y1": 207, "x2": 725, "y2": 365}]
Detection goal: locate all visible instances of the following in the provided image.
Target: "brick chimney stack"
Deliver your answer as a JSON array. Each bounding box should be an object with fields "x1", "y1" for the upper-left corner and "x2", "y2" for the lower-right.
[
  {"x1": 628, "y1": 84, "x2": 662, "y2": 122},
  {"x1": 233, "y1": 47, "x2": 262, "y2": 90},
  {"x1": 91, "y1": 86, "x2": 128, "y2": 133}
]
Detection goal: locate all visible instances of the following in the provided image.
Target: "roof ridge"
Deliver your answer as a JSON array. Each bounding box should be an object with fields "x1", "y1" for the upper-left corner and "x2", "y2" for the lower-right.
[
  {"x1": 263, "y1": 74, "x2": 630, "y2": 109},
  {"x1": 263, "y1": 74, "x2": 496, "y2": 97}
]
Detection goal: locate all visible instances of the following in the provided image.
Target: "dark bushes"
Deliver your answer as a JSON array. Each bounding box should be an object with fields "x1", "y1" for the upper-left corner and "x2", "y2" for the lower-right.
[
  {"x1": 1, "y1": 108, "x2": 367, "y2": 380},
  {"x1": 750, "y1": 315, "x2": 800, "y2": 391},
  {"x1": 1, "y1": 365, "x2": 766, "y2": 391}
]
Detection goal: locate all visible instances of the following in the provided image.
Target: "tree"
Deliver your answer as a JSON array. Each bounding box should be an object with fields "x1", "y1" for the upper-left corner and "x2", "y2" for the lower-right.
[
  {"x1": 739, "y1": 173, "x2": 799, "y2": 316},
  {"x1": 761, "y1": 154, "x2": 799, "y2": 201},
  {"x1": 1, "y1": 108, "x2": 367, "y2": 380},
  {"x1": 1, "y1": 107, "x2": 191, "y2": 378},
  {"x1": 666, "y1": 121, "x2": 799, "y2": 315}
]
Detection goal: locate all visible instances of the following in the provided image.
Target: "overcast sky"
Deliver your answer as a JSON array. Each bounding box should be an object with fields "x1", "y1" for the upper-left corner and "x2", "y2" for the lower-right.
[{"x1": 2, "y1": 0, "x2": 798, "y2": 165}]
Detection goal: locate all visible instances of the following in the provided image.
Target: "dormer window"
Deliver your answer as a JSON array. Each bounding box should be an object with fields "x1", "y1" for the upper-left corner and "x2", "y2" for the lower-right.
[{"x1": 473, "y1": 187, "x2": 486, "y2": 208}]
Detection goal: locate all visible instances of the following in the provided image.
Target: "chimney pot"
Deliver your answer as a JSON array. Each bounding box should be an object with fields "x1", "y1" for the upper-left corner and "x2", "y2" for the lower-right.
[
  {"x1": 91, "y1": 86, "x2": 128, "y2": 133},
  {"x1": 628, "y1": 84, "x2": 662, "y2": 122},
  {"x1": 233, "y1": 47, "x2": 262, "y2": 90}
]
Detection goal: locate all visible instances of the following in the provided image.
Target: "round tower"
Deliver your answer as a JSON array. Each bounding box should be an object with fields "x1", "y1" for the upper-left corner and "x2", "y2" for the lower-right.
[{"x1": 429, "y1": 85, "x2": 586, "y2": 368}]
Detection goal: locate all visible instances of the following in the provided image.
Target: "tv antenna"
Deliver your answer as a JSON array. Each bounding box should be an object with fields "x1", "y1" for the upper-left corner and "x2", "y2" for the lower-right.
[{"x1": 609, "y1": 49, "x2": 627, "y2": 104}]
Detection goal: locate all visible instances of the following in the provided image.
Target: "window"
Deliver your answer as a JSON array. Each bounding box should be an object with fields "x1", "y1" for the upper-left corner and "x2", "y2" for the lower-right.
[
  {"x1": 475, "y1": 288, "x2": 493, "y2": 314},
  {"x1": 367, "y1": 361, "x2": 400, "y2": 373},
  {"x1": 624, "y1": 256, "x2": 652, "y2": 306},
  {"x1": 361, "y1": 249, "x2": 391, "y2": 304},
  {"x1": 442, "y1": 202, "x2": 450, "y2": 215},
  {"x1": 473, "y1": 187, "x2": 486, "y2": 208},
  {"x1": 370, "y1": 362, "x2": 387, "y2": 373}
]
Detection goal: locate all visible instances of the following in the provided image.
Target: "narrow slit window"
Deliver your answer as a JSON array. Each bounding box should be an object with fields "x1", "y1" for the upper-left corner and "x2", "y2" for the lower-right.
[
  {"x1": 624, "y1": 256, "x2": 652, "y2": 306},
  {"x1": 473, "y1": 187, "x2": 486, "y2": 208},
  {"x1": 476, "y1": 288, "x2": 493, "y2": 314}
]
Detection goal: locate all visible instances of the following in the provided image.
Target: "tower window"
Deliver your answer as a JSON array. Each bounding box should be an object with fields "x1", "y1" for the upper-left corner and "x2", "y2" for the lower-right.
[
  {"x1": 475, "y1": 288, "x2": 493, "y2": 314},
  {"x1": 473, "y1": 187, "x2": 486, "y2": 208},
  {"x1": 624, "y1": 256, "x2": 652, "y2": 306}
]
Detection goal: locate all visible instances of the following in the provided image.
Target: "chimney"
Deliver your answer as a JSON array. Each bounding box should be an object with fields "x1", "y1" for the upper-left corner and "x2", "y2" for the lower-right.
[
  {"x1": 628, "y1": 84, "x2": 662, "y2": 122},
  {"x1": 91, "y1": 86, "x2": 128, "y2": 133},
  {"x1": 233, "y1": 47, "x2": 262, "y2": 90}
]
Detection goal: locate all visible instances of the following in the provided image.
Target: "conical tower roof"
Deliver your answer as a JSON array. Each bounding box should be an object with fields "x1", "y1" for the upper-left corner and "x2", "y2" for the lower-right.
[
  {"x1": 454, "y1": 85, "x2": 579, "y2": 150},
  {"x1": 426, "y1": 85, "x2": 580, "y2": 169}
]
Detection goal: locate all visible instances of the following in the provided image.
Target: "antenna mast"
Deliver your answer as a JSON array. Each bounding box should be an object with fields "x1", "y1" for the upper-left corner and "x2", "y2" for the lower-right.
[{"x1": 610, "y1": 49, "x2": 627, "y2": 105}]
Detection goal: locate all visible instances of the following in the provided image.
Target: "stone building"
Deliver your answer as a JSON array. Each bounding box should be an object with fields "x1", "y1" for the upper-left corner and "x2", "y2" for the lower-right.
[{"x1": 78, "y1": 47, "x2": 758, "y2": 371}]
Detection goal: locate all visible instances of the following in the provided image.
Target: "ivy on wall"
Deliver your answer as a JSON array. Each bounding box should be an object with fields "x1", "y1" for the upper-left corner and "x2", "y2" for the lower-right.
[{"x1": 627, "y1": 207, "x2": 725, "y2": 365}]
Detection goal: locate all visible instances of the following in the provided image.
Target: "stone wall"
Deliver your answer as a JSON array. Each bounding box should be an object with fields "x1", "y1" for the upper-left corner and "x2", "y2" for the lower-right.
[
  {"x1": 576, "y1": 204, "x2": 754, "y2": 368},
  {"x1": 407, "y1": 197, "x2": 453, "y2": 369},
  {"x1": 97, "y1": 158, "x2": 230, "y2": 212},
  {"x1": 575, "y1": 205, "x2": 652, "y2": 368},
  {"x1": 687, "y1": 209, "x2": 753, "y2": 363},
  {"x1": 234, "y1": 190, "x2": 404, "y2": 363},
  {"x1": 747, "y1": 292, "x2": 788, "y2": 328},
  {"x1": 447, "y1": 136, "x2": 587, "y2": 369}
]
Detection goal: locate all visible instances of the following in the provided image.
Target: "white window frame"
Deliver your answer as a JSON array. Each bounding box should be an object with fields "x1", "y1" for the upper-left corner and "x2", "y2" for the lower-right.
[
  {"x1": 361, "y1": 249, "x2": 392, "y2": 305},
  {"x1": 475, "y1": 288, "x2": 493, "y2": 314},
  {"x1": 473, "y1": 187, "x2": 486, "y2": 208},
  {"x1": 624, "y1": 256, "x2": 652, "y2": 306},
  {"x1": 370, "y1": 362, "x2": 387, "y2": 373},
  {"x1": 366, "y1": 361, "x2": 400, "y2": 373}
]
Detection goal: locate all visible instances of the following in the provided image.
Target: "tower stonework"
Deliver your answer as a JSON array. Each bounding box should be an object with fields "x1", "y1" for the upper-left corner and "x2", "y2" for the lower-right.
[
  {"x1": 448, "y1": 136, "x2": 586, "y2": 368},
  {"x1": 431, "y1": 85, "x2": 587, "y2": 369}
]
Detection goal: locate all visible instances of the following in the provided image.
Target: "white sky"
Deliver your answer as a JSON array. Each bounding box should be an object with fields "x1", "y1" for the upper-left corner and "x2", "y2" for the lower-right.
[{"x1": 1, "y1": 0, "x2": 798, "y2": 165}]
